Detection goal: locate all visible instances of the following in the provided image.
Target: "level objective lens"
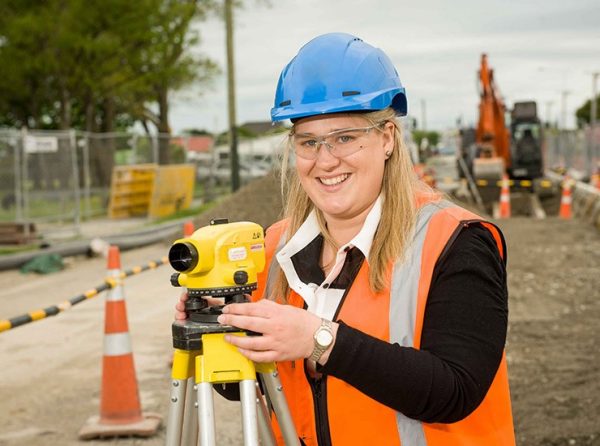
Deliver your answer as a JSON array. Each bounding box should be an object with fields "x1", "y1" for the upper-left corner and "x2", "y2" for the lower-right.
[{"x1": 168, "y1": 242, "x2": 198, "y2": 272}]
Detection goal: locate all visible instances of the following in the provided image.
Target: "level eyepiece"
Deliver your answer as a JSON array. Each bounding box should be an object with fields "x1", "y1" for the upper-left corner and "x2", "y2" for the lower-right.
[{"x1": 169, "y1": 242, "x2": 198, "y2": 272}]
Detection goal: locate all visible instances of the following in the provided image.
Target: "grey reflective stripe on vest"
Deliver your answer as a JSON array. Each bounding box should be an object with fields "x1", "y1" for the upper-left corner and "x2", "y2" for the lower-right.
[
  {"x1": 263, "y1": 233, "x2": 287, "y2": 299},
  {"x1": 390, "y1": 200, "x2": 454, "y2": 446}
]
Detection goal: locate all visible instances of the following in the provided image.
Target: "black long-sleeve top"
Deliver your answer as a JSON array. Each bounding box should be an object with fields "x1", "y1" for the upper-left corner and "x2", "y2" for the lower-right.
[
  {"x1": 320, "y1": 222, "x2": 508, "y2": 423},
  {"x1": 217, "y1": 222, "x2": 508, "y2": 424}
]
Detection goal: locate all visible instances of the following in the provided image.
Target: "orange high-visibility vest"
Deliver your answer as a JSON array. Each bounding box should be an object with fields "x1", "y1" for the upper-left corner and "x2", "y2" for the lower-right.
[{"x1": 256, "y1": 199, "x2": 515, "y2": 446}]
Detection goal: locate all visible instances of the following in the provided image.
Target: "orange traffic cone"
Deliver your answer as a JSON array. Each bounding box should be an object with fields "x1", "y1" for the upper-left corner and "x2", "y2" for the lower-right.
[
  {"x1": 591, "y1": 173, "x2": 600, "y2": 191},
  {"x1": 183, "y1": 220, "x2": 195, "y2": 237},
  {"x1": 79, "y1": 246, "x2": 161, "y2": 439},
  {"x1": 498, "y1": 175, "x2": 511, "y2": 218},
  {"x1": 559, "y1": 177, "x2": 573, "y2": 219}
]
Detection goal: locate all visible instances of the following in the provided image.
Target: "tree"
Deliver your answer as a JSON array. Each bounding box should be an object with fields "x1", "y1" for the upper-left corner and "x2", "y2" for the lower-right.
[
  {"x1": 0, "y1": 0, "x2": 218, "y2": 139},
  {"x1": 126, "y1": 0, "x2": 220, "y2": 164},
  {"x1": 412, "y1": 130, "x2": 440, "y2": 148},
  {"x1": 0, "y1": 1, "x2": 58, "y2": 128},
  {"x1": 575, "y1": 95, "x2": 600, "y2": 128}
]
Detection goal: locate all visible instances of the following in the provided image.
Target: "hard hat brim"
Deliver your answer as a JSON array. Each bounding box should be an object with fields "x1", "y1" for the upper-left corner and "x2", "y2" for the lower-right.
[{"x1": 271, "y1": 89, "x2": 407, "y2": 122}]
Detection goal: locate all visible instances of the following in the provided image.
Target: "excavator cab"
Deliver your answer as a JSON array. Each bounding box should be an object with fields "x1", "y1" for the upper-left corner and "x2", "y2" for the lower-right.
[{"x1": 509, "y1": 102, "x2": 544, "y2": 179}]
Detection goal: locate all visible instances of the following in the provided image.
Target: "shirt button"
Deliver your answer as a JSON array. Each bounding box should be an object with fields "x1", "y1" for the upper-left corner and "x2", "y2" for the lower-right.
[{"x1": 322, "y1": 283, "x2": 329, "y2": 289}]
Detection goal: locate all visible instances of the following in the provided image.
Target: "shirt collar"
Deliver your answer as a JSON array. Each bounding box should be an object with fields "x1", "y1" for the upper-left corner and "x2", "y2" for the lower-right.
[
  {"x1": 276, "y1": 195, "x2": 383, "y2": 263},
  {"x1": 350, "y1": 195, "x2": 382, "y2": 262}
]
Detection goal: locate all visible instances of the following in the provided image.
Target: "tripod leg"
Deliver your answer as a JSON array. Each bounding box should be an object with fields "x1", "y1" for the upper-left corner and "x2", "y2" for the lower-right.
[
  {"x1": 167, "y1": 349, "x2": 198, "y2": 446},
  {"x1": 256, "y1": 384, "x2": 277, "y2": 446},
  {"x1": 166, "y1": 377, "x2": 187, "y2": 446},
  {"x1": 181, "y1": 377, "x2": 199, "y2": 446},
  {"x1": 240, "y1": 379, "x2": 259, "y2": 446},
  {"x1": 197, "y1": 382, "x2": 216, "y2": 446},
  {"x1": 259, "y1": 370, "x2": 300, "y2": 446}
]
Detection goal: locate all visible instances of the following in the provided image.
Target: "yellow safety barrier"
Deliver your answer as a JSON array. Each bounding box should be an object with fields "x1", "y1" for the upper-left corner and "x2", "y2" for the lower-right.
[
  {"x1": 109, "y1": 164, "x2": 195, "y2": 219},
  {"x1": 0, "y1": 255, "x2": 168, "y2": 333},
  {"x1": 473, "y1": 178, "x2": 556, "y2": 188}
]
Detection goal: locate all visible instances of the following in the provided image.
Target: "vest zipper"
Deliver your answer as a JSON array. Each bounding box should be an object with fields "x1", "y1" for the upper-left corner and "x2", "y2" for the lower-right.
[{"x1": 308, "y1": 373, "x2": 332, "y2": 446}]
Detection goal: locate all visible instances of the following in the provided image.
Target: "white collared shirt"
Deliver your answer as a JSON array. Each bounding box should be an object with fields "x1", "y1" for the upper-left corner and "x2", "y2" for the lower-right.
[{"x1": 275, "y1": 196, "x2": 382, "y2": 320}]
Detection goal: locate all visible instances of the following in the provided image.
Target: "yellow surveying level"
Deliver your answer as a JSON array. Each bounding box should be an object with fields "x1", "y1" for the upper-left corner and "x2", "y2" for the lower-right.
[{"x1": 165, "y1": 219, "x2": 300, "y2": 446}]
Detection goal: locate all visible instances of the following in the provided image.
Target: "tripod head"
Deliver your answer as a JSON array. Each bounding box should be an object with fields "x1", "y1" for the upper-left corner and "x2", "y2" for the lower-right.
[{"x1": 169, "y1": 218, "x2": 265, "y2": 323}]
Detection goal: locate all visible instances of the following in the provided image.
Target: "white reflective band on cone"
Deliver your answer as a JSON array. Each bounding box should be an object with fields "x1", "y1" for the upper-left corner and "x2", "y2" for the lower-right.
[
  {"x1": 104, "y1": 332, "x2": 133, "y2": 356},
  {"x1": 106, "y1": 283, "x2": 125, "y2": 302}
]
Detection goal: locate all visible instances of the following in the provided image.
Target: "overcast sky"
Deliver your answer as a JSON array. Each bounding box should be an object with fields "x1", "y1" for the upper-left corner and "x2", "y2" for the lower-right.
[{"x1": 169, "y1": 0, "x2": 600, "y2": 134}]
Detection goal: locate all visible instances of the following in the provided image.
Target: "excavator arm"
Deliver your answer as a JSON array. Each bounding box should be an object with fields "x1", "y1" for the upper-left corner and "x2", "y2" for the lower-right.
[{"x1": 473, "y1": 54, "x2": 511, "y2": 181}]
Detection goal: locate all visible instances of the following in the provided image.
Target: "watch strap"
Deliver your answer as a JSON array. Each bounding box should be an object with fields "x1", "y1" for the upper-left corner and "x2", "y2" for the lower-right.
[{"x1": 309, "y1": 319, "x2": 334, "y2": 362}]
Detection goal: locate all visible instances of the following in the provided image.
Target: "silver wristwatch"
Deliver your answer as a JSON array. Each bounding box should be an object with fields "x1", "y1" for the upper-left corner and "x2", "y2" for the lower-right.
[{"x1": 310, "y1": 319, "x2": 334, "y2": 362}]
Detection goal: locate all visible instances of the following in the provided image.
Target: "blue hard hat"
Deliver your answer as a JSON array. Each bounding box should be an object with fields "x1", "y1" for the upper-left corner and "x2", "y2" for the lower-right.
[{"x1": 271, "y1": 33, "x2": 407, "y2": 122}]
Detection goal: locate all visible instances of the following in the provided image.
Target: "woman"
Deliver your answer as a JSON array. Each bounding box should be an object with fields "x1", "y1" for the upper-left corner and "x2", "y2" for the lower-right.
[{"x1": 176, "y1": 33, "x2": 515, "y2": 446}]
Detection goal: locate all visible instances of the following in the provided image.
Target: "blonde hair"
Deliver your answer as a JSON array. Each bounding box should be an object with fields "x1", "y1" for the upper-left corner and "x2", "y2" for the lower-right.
[{"x1": 272, "y1": 108, "x2": 433, "y2": 301}]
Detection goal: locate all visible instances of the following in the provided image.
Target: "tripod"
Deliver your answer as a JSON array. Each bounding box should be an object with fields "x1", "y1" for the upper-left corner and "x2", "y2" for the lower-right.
[{"x1": 165, "y1": 318, "x2": 300, "y2": 446}]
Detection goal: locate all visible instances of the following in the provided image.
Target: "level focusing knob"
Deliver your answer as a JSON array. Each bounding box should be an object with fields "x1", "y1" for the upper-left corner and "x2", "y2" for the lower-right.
[{"x1": 234, "y1": 270, "x2": 249, "y2": 285}]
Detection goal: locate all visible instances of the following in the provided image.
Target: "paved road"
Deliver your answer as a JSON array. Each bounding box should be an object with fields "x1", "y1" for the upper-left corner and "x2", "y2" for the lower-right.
[
  {"x1": 1, "y1": 173, "x2": 599, "y2": 445},
  {"x1": 0, "y1": 242, "x2": 244, "y2": 445}
]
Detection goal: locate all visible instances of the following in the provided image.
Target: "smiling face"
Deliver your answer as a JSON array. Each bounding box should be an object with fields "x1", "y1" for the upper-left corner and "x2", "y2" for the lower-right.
[{"x1": 293, "y1": 113, "x2": 394, "y2": 226}]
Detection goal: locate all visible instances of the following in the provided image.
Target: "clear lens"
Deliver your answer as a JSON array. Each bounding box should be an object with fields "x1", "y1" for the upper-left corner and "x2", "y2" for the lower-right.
[
  {"x1": 169, "y1": 242, "x2": 198, "y2": 272},
  {"x1": 292, "y1": 124, "x2": 379, "y2": 160}
]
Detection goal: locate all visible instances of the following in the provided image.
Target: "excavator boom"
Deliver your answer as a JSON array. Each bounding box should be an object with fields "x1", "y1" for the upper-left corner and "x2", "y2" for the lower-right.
[{"x1": 476, "y1": 54, "x2": 511, "y2": 166}]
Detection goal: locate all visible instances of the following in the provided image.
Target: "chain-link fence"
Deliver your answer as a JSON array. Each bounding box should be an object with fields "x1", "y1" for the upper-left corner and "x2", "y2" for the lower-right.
[
  {"x1": 0, "y1": 129, "x2": 284, "y2": 235},
  {"x1": 544, "y1": 126, "x2": 600, "y2": 177}
]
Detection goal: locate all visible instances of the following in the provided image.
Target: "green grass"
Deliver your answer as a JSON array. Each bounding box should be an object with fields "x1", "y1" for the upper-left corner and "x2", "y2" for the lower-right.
[
  {"x1": 152, "y1": 201, "x2": 217, "y2": 224},
  {"x1": 0, "y1": 192, "x2": 108, "y2": 222},
  {"x1": 0, "y1": 244, "x2": 40, "y2": 255}
]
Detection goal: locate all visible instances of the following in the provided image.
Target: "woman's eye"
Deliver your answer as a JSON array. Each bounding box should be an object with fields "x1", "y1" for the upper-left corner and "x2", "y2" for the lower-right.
[
  {"x1": 301, "y1": 139, "x2": 318, "y2": 148},
  {"x1": 337, "y1": 134, "x2": 355, "y2": 144}
]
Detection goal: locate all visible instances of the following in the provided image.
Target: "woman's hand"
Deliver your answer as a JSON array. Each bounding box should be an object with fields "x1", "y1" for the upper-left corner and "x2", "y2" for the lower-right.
[
  {"x1": 217, "y1": 299, "x2": 325, "y2": 363},
  {"x1": 174, "y1": 292, "x2": 224, "y2": 321}
]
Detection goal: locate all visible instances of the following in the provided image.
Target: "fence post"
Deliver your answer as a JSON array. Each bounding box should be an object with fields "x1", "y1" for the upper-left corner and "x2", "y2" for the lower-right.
[
  {"x1": 152, "y1": 134, "x2": 159, "y2": 164},
  {"x1": 20, "y1": 127, "x2": 30, "y2": 230},
  {"x1": 70, "y1": 129, "x2": 81, "y2": 234},
  {"x1": 82, "y1": 132, "x2": 92, "y2": 219},
  {"x1": 14, "y1": 129, "x2": 23, "y2": 222},
  {"x1": 130, "y1": 134, "x2": 139, "y2": 164}
]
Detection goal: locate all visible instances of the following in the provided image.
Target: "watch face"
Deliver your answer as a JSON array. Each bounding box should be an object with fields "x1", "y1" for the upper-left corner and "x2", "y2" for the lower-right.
[{"x1": 316, "y1": 330, "x2": 333, "y2": 347}]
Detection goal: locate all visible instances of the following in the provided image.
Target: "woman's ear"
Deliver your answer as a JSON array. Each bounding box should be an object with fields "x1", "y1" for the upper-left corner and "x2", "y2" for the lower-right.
[{"x1": 381, "y1": 121, "x2": 395, "y2": 158}]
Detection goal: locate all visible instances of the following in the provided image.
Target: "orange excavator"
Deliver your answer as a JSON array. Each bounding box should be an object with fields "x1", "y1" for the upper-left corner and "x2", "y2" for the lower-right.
[
  {"x1": 472, "y1": 53, "x2": 511, "y2": 182},
  {"x1": 459, "y1": 53, "x2": 548, "y2": 215}
]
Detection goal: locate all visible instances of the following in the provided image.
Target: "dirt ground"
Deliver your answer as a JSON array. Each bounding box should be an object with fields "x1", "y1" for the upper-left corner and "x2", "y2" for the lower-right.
[{"x1": 0, "y1": 173, "x2": 599, "y2": 445}]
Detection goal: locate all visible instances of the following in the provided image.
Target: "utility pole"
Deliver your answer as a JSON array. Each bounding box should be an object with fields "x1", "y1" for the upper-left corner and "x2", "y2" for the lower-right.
[
  {"x1": 545, "y1": 100, "x2": 554, "y2": 128},
  {"x1": 559, "y1": 90, "x2": 571, "y2": 163},
  {"x1": 225, "y1": 0, "x2": 240, "y2": 191},
  {"x1": 420, "y1": 99, "x2": 427, "y2": 132},
  {"x1": 545, "y1": 100, "x2": 556, "y2": 167},
  {"x1": 560, "y1": 90, "x2": 570, "y2": 131},
  {"x1": 590, "y1": 72, "x2": 599, "y2": 175}
]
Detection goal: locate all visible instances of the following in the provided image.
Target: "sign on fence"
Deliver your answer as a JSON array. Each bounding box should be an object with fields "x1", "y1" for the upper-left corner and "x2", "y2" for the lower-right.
[{"x1": 24, "y1": 135, "x2": 59, "y2": 154}]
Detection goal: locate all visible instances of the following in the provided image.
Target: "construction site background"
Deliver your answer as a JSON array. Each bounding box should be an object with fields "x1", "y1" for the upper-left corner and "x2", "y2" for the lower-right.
[
  {"x1": 0, "y1": 128, "x2": 284, "y2": 240},
  {"x1": 1, "y1": 126, "x2": 598, "y2": 227}
]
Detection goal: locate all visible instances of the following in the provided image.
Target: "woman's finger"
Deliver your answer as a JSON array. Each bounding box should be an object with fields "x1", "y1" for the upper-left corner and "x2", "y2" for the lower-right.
[
  {"x1": 217, "y1": 313, "x2": 269, "y2": 333},
  {"x1": 222, "y1": 300, "x2": 274, "y2": 318},
  {"x1": 236, "y1": 347, "x2": 277, "y2": 363},
  {"x1": 204, "y1": 296, "x2": 224, "y2": 307},
  {"x1": 225, "y1": 333, "x2": 273, "y2": 351}
]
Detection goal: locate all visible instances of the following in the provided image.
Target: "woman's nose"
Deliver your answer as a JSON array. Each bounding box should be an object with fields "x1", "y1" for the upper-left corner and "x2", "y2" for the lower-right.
[{"x1": 314, "y1": 141, "x2": 340, "y2": 166}]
